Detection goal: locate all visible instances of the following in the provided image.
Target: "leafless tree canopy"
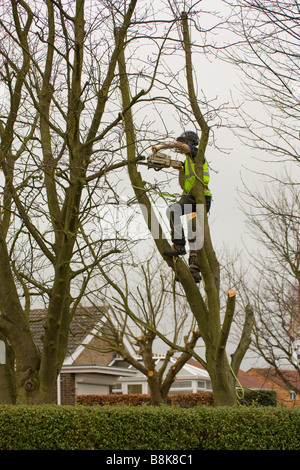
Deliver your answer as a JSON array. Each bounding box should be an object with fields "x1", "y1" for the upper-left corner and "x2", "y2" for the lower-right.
[
  {"x1": 223, "y1": 0, "x2": 300, "y2": 163},
  {"x1": 0, "y1": 0, "x2": 255, "y2": 405}
]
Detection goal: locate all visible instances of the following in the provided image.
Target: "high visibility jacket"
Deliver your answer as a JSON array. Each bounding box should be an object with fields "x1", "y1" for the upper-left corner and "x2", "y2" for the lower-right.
[{"x1": 182, "y1": 155, "x2": 211, "y2": 196}]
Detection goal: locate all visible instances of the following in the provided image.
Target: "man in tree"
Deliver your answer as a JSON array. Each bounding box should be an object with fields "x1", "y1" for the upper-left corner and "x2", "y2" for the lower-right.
[{"x1": 152, "y1": 130, "x2": 212, "y2": 283}]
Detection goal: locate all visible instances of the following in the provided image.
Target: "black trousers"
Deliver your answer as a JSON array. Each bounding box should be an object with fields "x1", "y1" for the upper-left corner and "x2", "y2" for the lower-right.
[{"x1": 166, "y1": 194, "x2": 211, "y2": 247}]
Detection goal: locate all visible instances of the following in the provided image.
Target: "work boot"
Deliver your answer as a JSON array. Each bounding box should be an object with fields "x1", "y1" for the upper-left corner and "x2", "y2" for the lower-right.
[
  {"x1": 189, "y1": 255, "x2": 201, "y2": 283},
  {"x1": 163, "y1": 244, "x2": 186, "y2": 257}
]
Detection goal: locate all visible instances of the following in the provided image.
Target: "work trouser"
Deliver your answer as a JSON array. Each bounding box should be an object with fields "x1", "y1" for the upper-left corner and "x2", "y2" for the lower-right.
[{"x1": 166, "y1": 194, "x2": 211, "y2": 248}]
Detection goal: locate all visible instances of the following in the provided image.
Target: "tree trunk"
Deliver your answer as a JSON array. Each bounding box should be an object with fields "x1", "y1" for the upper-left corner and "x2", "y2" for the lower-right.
[
  {"x1": 207, "y1": 349, "x2": 237, "y2": 406},
  {"x1": 15, "y1": 371, "x2": 53, "y2": 405},
  {"x1": 147, "y1": 373, "x2": 167, "y2": 406},
  {"x1": 0, "y1": 337, "x2": 16, "y2": 404}
]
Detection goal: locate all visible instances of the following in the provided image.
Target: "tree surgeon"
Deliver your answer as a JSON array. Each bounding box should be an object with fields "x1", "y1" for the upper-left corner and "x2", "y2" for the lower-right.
[{"x1": 152, "y1": 130, "x2": 212, "y2": 283}]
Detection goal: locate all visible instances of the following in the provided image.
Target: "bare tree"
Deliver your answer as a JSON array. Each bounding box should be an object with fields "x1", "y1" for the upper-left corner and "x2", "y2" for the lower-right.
[
  {"x1": 238, "y1": 175, "x2": 300, "y2": 392},
  {"x1": 0, "y1": 0, "x2": 254, "y2": 406},
  {"x1": 117, "y1": 8, "x2": 254, "y2": 406},
  {"x1": 82, "y1": 252, "x2": 200, "y2": 405},
  {"x1": 220, "y1": 0, "x2": 300, "y2": 389},
  {"x1": 0, "y1": 0, "x2": 156, "y2": 404},
  {"x1": 224, "y1": 0, "x2": 300, "y2": 164}
]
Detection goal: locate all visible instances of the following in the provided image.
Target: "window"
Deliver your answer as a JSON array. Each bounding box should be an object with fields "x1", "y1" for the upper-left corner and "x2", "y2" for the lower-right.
[
  {"x1": 171, "y1": 380, "x2": 192, "y2": 389},
  {"x1": 197, "y1": 381, "x2": 205, "y2": 390},
  {"x1": 111, "y1": 383, "x2": 122, "y2": 394},
  {"x1": 290, "y1": 391, "x2": 297, "y2": 400},
  {"x1": 128, "y1": 384, "x2": 143, "y2": 394},
  {"x1": 205, "y1": 381, "x2": 212, "y2": 391},
  {"x1": 197, "y1": 380, "x2": 212, "y2": 391}
]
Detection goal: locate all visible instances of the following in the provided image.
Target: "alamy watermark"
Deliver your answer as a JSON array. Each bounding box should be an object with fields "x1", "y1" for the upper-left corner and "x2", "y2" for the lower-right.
[{"x1": 94, "y1": 198, "x2": 205, "y2": 251}]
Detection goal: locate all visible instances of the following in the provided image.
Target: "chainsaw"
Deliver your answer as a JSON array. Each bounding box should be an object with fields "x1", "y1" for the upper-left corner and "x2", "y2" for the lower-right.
[{"x1": 138, "y1": 151, "x2": 183, "y2": 171}]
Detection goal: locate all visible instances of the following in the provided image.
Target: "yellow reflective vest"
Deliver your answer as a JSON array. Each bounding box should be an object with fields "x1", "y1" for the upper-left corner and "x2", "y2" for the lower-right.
[{"x1": 182, "y1": 155, "x2": 211, "y2": 196}]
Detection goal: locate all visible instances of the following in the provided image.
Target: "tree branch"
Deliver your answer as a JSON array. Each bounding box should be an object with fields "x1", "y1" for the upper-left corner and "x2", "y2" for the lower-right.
[{"x1": 231, "y1": 304, "x2": 254, "y2": 375}]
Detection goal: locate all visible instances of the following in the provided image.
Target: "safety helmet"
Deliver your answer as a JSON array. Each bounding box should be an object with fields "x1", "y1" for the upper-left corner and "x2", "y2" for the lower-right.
[{"x1": 176, "y1": 130, "x2": 199, "y2": 146}]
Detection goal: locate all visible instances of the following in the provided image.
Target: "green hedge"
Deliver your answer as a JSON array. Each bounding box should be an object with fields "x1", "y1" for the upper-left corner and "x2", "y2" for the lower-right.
[
  {"x1": 239, "y1": 389, "x2": 277, "y2": 407},
  {"x1": 0, "y1": 404, "x2": 299, "y2": 450}
]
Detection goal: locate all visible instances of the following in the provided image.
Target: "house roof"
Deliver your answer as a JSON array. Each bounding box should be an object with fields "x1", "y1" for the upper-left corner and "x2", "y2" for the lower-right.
[
  {"x1": 248, "y1": 367, "x2": 300, "y2": 391},
  {"x1": 29, "y1": 305, "x2": 107, "y2": 359},
  {"x1": 186, "y1": 359, "x2": 206, "y2": 370},
  {"x1": 60, "y1": 364, "x2": 137, "y2": 377},
  {"x1": 109, "y1": 356, "x2": 211, "y2": 382},
  {"x1": 109, "y1": 357, "x2": 275, "y2": 390},
  {"x1": 236, "y1": 369, "x2": 273, "y2": 390},
  {"x1": 187, "y1": 359, "x2": 273, "y2": 390}
]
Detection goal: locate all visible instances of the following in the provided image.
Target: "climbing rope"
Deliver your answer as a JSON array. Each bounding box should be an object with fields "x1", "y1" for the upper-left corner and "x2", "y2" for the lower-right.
[{"x1": 226, "y1": 354, "x2": 245, "y2": 400}]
